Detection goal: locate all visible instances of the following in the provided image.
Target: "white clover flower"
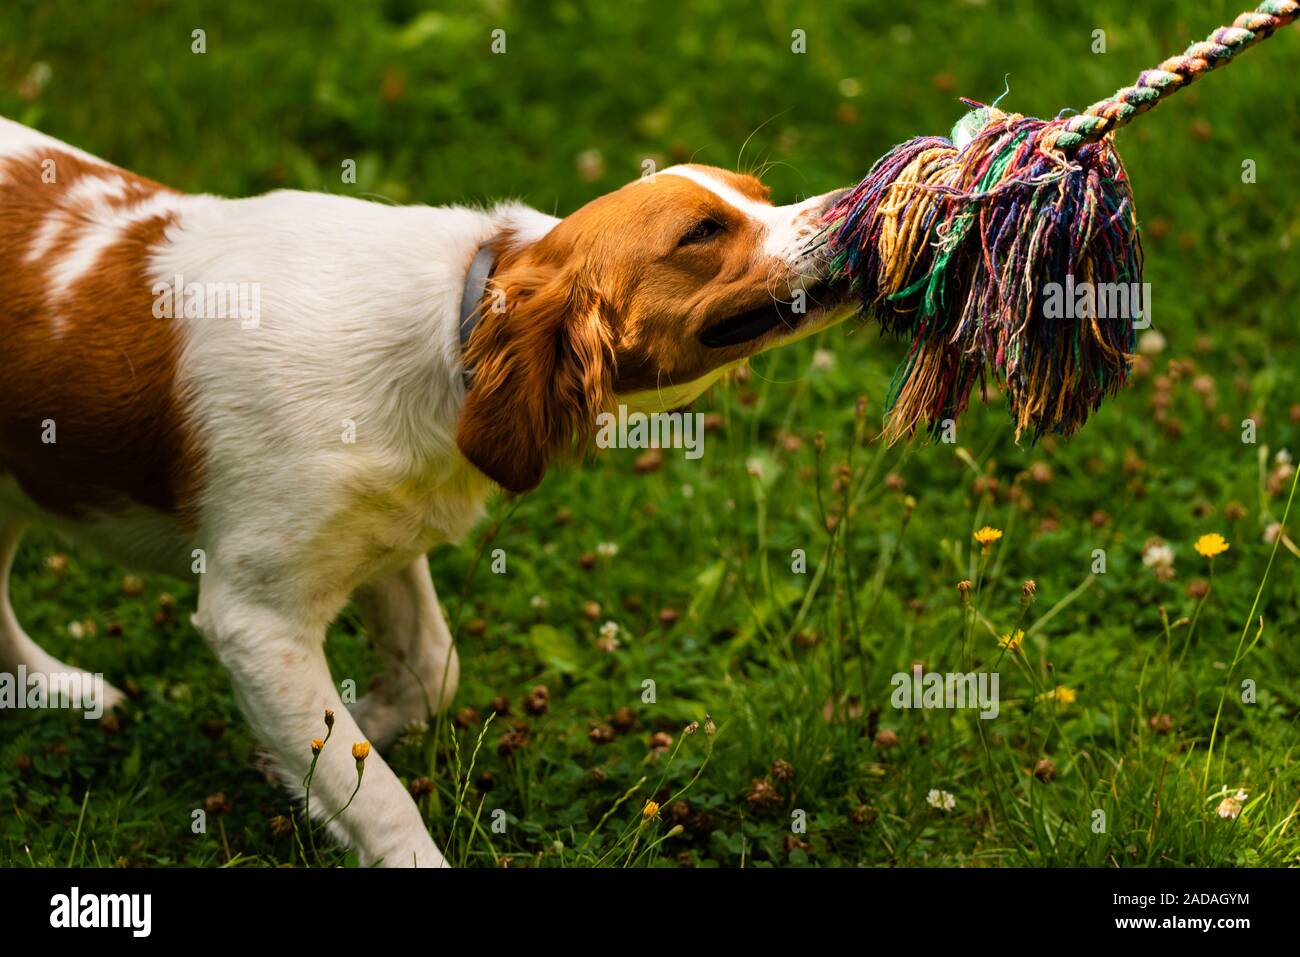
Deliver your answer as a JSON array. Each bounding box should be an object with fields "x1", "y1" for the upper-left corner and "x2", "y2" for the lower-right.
[
  {"x1": 1142, "y1": 542, "x2": 1175, "y2": 569},
  {"x1": 1215, "y1": 789, "x2": 1249, "y2": 819},
  {"x1": 926, "y1": 788, "x2": 956, "y2": 811},
  {"x1": 67, "y1": 621, "x2": 85, "y2": 640},
  {"x1": 1276, "y1": 449, "x2": 1292, "y2": 466},
  {"x1": 811, "y1": 348, "x2": 836, "y2": 372},
  {"x1": 1263, "y1": 522, "x2": 1282, "y2": 545},
  {"x1": 1137, "y1": 330, "x2": 1166, "y2": 355},
  {"x1": 575, "y1": 148, "x2": 605, "y2": 182},
  {"x1": 1217, "y1": 796, "x2": 1243, "y2": 819},
  {"x1": 599, "y1": 620, "x2": 619, "y2": 641},
  {"x1": 529, "y1": 594, "x2": 549, "y2": 609},
  {"x1": 596, "y1": 541, "x2": 618, "y2": 558}
]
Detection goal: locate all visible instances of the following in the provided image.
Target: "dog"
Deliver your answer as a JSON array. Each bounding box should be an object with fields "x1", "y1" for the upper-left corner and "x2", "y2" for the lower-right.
[{"x1": 0, "y1": 115, "x2": 850, "y2": 866}]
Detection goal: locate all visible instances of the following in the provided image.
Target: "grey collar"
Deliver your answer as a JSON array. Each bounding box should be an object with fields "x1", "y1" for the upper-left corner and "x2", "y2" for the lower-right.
[{"x1": 458, "y1": 244, "x2": 496, "y2": 385}]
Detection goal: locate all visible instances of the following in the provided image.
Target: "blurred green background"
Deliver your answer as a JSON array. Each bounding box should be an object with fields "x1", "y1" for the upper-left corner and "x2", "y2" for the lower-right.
[{"x1": 1, "y1": 0, "x2": 1298, "y2": 868}]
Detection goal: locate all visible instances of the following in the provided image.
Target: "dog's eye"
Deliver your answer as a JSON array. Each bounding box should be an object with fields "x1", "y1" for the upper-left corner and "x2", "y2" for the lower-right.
[{"x1": 678, "y1": 218, "x2": 724, "y2": 247}]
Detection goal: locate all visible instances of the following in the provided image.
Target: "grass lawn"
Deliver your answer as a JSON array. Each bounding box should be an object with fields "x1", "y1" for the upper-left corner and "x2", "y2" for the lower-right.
[{"x1": 1, "y1": 0, "x2": 1298, "y2": 867}]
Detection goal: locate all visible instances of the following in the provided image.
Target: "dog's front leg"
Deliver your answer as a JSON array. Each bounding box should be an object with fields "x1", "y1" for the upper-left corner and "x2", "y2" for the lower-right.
[{"x1": 193, "y1": 578, "x2": 446, "y2": 868}]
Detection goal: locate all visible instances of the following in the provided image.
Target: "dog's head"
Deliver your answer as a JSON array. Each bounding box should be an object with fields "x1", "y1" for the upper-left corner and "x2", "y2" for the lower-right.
[{"x1": 457, "y1": 163, "x2": 851, "y2": 492}]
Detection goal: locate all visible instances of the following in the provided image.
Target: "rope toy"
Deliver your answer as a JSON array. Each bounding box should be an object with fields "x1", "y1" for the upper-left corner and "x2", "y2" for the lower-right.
[{"x1": 819, "y1": 0, "x2": 1298, "y2": 442}]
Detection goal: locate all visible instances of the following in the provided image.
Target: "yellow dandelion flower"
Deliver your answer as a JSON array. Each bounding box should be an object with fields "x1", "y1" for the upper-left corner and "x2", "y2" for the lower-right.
[
  {"x1": 1054, "y1": 687, "x2": 1077, "y2": 705},
  {"x1": 998, "y1": 629, "x2": 1025, "y2": 653},
  {"x1": 311, "y1": 738, "x2": 324, "y2": 755},
  {"x1": 643, "y1": 800, "x2": 660, "y2": 819},
  {"x1": 974, "y1": 527, "x2": 1003, "y2": 550},
  {"x1": 1195, "y1": 533, "x2": 1230, "y2": 558},
  {"x1": 352, "y1": 741, "x2": 370, "y2": 762}
]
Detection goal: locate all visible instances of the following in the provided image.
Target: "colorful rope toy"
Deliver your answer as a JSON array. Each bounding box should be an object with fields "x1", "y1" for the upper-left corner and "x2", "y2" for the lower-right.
[{"x1": 820, "y1": 0, "x2": 1298, "y2": 442}]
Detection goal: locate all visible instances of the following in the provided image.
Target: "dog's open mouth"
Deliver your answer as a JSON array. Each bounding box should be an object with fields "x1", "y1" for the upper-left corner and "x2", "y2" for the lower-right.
[{"x1": 698, "y1": 280, "x2": 849, "y2": 349}]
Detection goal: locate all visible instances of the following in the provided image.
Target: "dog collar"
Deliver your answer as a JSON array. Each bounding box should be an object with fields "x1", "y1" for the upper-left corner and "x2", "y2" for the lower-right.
[{"x1": 458, "y1": 244, "x2": 496, "y2": 386}]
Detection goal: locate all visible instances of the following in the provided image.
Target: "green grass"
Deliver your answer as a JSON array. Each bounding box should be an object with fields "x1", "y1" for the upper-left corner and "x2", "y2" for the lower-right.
[{"x1": 2, "y1": 0, "x2": 1299, "y2": 867}]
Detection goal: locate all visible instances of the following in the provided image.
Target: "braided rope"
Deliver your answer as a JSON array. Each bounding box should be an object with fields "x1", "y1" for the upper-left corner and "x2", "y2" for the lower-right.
[{"x1": 1051, "y1": 0, "x2": 1299, "y2": 151}]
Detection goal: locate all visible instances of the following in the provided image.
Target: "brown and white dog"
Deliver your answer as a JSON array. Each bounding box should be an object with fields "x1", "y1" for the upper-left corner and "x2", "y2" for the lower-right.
[{"x1": 0, "y1": 115, "x2": 850, "y2": 866}]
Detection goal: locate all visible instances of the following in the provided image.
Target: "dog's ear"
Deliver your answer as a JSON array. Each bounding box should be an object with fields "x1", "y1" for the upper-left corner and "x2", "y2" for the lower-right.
[{"x1": 456, "y1": 260, "x2": 615, "y2": 494}]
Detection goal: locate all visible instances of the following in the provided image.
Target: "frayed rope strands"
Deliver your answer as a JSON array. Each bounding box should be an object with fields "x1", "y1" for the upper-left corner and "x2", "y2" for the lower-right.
[{"x1": 818, "y1": 0, "x2": 1298, "y2": 443}]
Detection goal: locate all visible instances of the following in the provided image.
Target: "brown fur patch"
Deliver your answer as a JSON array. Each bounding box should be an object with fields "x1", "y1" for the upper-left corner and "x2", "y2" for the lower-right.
[
  {"x1": 0, "y1": 148, "x2": 201, "y2": 522},
  {"x1": 456, "y1": 236, "x2": 616, "y2": 494}
]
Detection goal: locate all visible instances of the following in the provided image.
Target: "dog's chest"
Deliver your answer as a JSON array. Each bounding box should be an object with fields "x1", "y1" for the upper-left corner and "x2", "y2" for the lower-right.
[{"x1": 304, "y1": 468, "x2": 492, "y2": 593}]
